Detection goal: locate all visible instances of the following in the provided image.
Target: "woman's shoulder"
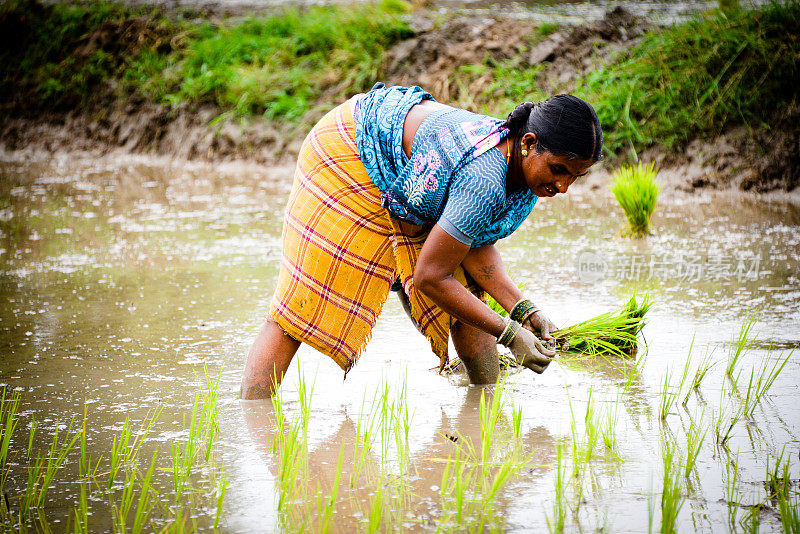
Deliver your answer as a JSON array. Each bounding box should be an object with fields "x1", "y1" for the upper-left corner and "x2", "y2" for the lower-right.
[{"x1": 453, "y1": 147, "x2": 508, "y2": 197}]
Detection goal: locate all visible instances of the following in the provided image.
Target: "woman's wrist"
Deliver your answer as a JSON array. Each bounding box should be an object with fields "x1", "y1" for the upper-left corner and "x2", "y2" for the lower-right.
[
  {"x1": 497, "y1": 318, "x2": 522, "y2": 347},
  {"x1": 510, "y1": 298, "x2": 540, "y2": 324}
]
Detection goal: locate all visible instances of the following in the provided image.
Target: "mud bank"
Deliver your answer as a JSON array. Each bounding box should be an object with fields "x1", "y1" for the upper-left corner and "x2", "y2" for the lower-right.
[{"x1": 1, "y1": 4, "x2": 797, "y2": 192}]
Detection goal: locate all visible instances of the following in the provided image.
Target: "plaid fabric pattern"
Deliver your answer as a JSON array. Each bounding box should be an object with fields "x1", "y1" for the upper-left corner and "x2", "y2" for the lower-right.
[{"x1": 270, "y1": 100, "x2": 480, "y2": 373}]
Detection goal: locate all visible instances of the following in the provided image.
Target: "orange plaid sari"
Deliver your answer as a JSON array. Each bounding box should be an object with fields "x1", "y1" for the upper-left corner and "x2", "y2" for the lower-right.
[{"x1": 270, "y1": 99, "x2": 481, "y2": 374}]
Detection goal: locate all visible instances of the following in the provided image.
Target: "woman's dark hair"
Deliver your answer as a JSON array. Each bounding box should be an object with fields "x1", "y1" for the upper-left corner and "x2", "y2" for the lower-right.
[{"x1": 502, "y1": 95, "x2": 603, "y2": 162}]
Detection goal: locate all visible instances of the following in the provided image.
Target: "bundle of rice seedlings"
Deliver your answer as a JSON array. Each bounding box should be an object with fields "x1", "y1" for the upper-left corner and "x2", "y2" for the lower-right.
[
  {"x1": 554, "y1": 294, "x2": 651, "y2": 358},
  {"x1": 610, "y1": 161, "x2": 660, "y2": 237},
  {"x1": 443, "y1": 293, "x2": 650, "y2": 374}
]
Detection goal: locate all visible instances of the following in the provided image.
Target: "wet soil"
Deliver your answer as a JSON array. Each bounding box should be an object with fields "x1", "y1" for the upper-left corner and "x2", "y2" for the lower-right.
[{"x1": 0, "y1": 5, "x2": 797, "y2": 192}]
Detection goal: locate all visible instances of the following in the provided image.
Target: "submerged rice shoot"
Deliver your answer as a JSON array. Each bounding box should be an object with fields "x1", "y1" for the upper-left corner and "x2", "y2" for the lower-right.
[{"x1": 611, "y1": 162, "x2": 660, "y2": 237}]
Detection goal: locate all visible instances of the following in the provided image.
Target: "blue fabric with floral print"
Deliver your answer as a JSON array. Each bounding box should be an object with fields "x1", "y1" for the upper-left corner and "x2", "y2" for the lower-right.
[{"x1": 354, "y1": 83, "x2": 537, "y2": 248}]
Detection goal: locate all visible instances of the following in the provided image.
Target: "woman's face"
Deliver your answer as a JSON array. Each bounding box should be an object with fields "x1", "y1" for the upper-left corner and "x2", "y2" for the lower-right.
[{"x1": 516, "y1": 133, "x2": 594, "y2": 197}]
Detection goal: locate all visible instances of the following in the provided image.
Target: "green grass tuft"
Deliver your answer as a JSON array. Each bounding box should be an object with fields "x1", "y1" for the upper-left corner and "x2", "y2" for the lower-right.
[{"x1": 610, "y1": 161, "x2": 659, "y2": 237}]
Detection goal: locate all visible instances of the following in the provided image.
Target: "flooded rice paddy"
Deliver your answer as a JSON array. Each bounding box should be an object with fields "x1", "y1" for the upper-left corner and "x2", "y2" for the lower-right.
[{"x1": 0, "y1": 150, "x2": 798, "y2": 532}]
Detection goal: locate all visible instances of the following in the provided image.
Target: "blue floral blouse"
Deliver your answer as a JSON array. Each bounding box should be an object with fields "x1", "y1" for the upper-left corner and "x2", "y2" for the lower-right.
[{"x1": 354, "y1": 83, "x2": 537, "y2": 248}]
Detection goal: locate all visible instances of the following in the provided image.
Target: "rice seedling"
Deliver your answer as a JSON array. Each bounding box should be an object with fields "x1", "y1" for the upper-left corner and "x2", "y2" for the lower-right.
[
  {"x1": 114, "y1": 456, "x2": 141, "y2": 532},
  {"x1": 660, "y1": 438, "x2": 684, "y2": 533},
  {"x1": 610, "y1": 161, "x2": 659, "y2": 237},
  {"x1": 19, "y1": 415, "x2": 82, "y2": 521},
  {"x1": 486, "y1": 289, "x2": 649, "y2": 359},
  {"x1": 275, "y1": 410, "x2": 307, "y2": 512},
  {"x1": 351, "y1": 393, "x2": 378, "y2": 490},
  {"x1": 73, "y1": 481, "x2": 89, "y2": 534},
  {"x1": 0, "y1": 388, "x2": 20, "y2": 476},
  {"x1": 726, "y1": 314, "x2": 757, "y2": 377},
  {"x1": 599, "y1": 394, "x2": 621, "y2": 457},
  {"x1": 476, "y1": 451, "x2": 524, "y2": 532},
  {"x1": 36, "y1": 417, "x2": 82, "y2": 509},
  {"x1": 776, "y1": 487, "x2": 800, "y2": 533},
  {"x1": 568, "y1": 397, "x2": 583, "y2": 481},
  {"x1": 678, "y1": 337, "x2": 696, "y2": 407},
  {"x1": 583, "y1": 392, "x2": 601, "y2": 461},
  {"x1": 171, "y1": 394, "x2": 203, "y2": 500},
  {"x1": 765, "y1": 448, "x2": 792, "y2": 499},
  {"x1": 377, "y1": 380, "x2": 393, "y2": 469},
  {"x1": 109, "y1": 418, "x2": 132, "y2": 490},
  {"x1": 132, "y1": 452, "x2": 157, "y2": 534},
  {"x1": 454, "y1": 293, "x2": 649, "y2": 375},
  {"x1": 683, "y1": 413, "x2": 707, "y2": 479},
  {"x1": 200, "y1": 365, "x2": 222, "y2": 461},
  {"x1": 687, "y1": 346, "x2": 715, "y2": 400},
  {"x1": 391, "y1": 374, "x2": 413, "y2": 479},
  {"x1": 77, "y1": 403, "x2": 100, "y2": 480},
  {"x1": 623, "y1": 349, "x2": 648, "y2": 394},
  {"x1": 659, "y1": 369, "x2": 679, "y2": 420},
  {"x1": 546, "y1": 441, "x2": 567, "y2": 534},
  {"x1": 20, "y1": 418, "x2": 42, "y2": 520},
  {"x1": 556, "y1": 294, "x2": 651, "y2": 359},
  {"x1": 511, "y1": 402, "x2": 523, "y2": 440},
  {"x1": 271, "y1": 366, "x2": 316, "y2": 517},
  {"x1": 725, "y1": 453, "x2": 741, "y2": 528},
  {"x1": 479, "y1": 384, "x2": 505, "y2": 469},
  {"x1": 713, "y1": 399, "x2": 741, "y2": 447},
  {"x1": 440, "y1": 443, "x2": 472, "y2": 526},
  {"x1": 437, "y1": 380, "x2": 527, "y2": 531},
  {"x1": 318, "y1": 444, "x2": 344, "y2": 534},
  {"x1": 741, "y1": 349, "x2": 792, "y2": 417},
  {"x1": 367, "y1": 483, "x2": 385, "y2": 533},
  {"x1": 214, "y1": 469, "x2": 228, "y2": 530},
  {"x1": 169, "y1": 368, "x2": 221, "y2": 502},
  {"x1": 740, "y1": 505, "x2": 761, "y2": 534},
  {"x1": 296, "y1": 365, "x2": 315, "y2": 440}
]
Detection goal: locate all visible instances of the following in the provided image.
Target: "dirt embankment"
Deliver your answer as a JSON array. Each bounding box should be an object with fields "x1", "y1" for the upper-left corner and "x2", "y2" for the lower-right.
[{"x1": 0, "y1": 6, "x2": 797, "y2": 192}]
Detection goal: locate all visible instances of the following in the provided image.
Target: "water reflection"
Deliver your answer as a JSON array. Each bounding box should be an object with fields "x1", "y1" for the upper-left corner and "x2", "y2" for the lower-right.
[
  {"x1": 240, "y1": 384, "x2": 555, "y2": 531},
  {"x1": 1, "y1": 150, "x2": 798, "y2": 531}
]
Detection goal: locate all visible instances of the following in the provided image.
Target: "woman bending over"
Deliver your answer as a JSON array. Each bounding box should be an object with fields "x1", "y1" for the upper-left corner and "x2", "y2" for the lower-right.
[{"x1": 241, "y1": 83, "x2": 602, "y2": 399}]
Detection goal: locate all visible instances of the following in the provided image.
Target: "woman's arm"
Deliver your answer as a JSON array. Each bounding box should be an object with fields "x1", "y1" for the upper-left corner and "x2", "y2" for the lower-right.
[
  {"x1": 460, "y1": 244, "x2": 523, "y2": 316},
  {"x1": 413, "y1": 225, "x2": 506, "y2": 337},
  {"x1": 415, "y1": 225, "x2": 556, "y2": 370},
  {"x1": 461, "y1": 243, "x2": 562, "y2": 344}
]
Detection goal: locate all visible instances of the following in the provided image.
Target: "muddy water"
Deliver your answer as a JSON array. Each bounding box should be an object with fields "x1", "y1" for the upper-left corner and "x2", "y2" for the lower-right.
[{"x1": 1, "y1": 150, "x2": 798, "y2": 532}]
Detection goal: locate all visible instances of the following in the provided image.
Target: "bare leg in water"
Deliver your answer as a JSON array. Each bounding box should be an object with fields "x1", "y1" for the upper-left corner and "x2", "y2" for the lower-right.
[
  {"x1": 451, "y1": 320, "x2": 500, "y2": 384},
  {"x1": 397, "y1": 286, "x2": 499, "y2": 384},
  {"x1": 241, "y1": 287, "x2": 499, "y2": 398},
  {"x1": 240, "y1": 320, "x2": 300, "y2": 399}
]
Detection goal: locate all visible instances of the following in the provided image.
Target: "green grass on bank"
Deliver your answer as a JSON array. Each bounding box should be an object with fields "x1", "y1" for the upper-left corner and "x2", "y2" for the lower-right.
[
  {"x1": 455, "y1": 1, "x2": 800, "y2": 158},
  {"x1": 128, "y1": 0, "x2": 412, "y2": 120},
  {"x1": 1, "y1": 0, "x2": 798, "y2": 157},
  {"x1": 0, "y1": 0, "x2": 165, "y2": 107},
  {"x1": 0, "y1": 0, "x2": 412, "y2": 120},
  {"x1": 578, "y1": 1, "x2": 800, "y2": 157}
]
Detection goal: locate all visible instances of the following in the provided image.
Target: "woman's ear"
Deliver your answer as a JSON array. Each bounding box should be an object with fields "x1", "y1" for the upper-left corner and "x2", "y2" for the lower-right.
[{"x1": 520, "y1": 132, "x2": 537, "y2": 153}]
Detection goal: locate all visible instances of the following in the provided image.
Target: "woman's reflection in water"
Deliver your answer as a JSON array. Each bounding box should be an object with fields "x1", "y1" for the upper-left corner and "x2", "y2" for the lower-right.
[{"x1": 241, "y1": 384, "x2": 555, "y2": 531}]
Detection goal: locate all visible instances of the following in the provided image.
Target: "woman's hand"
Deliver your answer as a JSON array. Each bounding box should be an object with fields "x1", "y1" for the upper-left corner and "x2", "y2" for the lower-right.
[
  {"x1": 509, "y1": 327, "x2": 556, "y2": 373},
  {"x1": 524, "y1": 311, "x2": 569, "y2": 351}
]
